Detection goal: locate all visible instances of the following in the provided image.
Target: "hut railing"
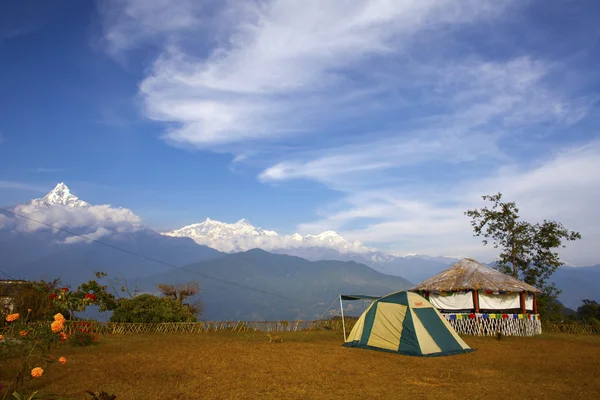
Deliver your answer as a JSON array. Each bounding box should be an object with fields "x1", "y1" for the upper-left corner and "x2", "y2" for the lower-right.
[{"x1": 443, "y1": 313, "x2": 542, "y2": 336}]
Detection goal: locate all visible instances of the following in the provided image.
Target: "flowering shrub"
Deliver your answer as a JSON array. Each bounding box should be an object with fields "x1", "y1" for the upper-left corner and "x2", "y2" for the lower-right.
[
  {"x1": 1, "y1": 273, "x2": 119, "y2": 399},
  {"x1": 0, "y1": 312, "x2": 68, "y2": 398}
]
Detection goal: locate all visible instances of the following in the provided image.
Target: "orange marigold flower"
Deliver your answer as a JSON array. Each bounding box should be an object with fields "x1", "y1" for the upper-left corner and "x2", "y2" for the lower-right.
[
  {"x1": 20, "y1": 330, "x2": 28, "y2": 337},
  {"x1": 51, "y1": 320, "x2": 64, "y2": 333},
  {"x1": 58, "y1": 357, "x2": 67, "y2": 364},
  {"x1": 5, "y1": 313, "x2": 19, "y2": 322},
  {"x1": 59, "y1": 332, "x2": 68, "y2": 341},
  {"x1": 0, "y1": 334, "x2": 3, "y2": 341},
  {"x1": 31, "y1": 367, "x2": 44, "y2": 378},
  {"x1": 54, "y1": 313, "x2": 66, "y2": 323}
]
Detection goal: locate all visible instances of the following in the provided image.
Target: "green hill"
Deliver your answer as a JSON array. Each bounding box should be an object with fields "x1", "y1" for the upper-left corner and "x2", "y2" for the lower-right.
[{"x1": 139, "y1": 249, "x2": 412, "y2": 321}]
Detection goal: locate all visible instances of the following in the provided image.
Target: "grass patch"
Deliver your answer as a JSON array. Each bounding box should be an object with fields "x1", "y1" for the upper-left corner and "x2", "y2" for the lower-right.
[{"x1": 2, "y1": 332, "x2": 599, "y2": 399}]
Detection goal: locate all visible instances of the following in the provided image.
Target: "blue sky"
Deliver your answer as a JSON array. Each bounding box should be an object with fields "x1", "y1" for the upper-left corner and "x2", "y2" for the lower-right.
[{"x1": 1, "y1": 0, "x2": 599, "y2": 264}]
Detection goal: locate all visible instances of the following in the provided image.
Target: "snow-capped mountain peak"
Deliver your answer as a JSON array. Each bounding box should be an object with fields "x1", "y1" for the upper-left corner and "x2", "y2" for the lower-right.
[
  {"x1": 313, "y1": 231, "x2": 344, "y2": 240},
  {"x1": 30, "y1": 182, "x2": 90, "y2": 208},
  {"x1": 163, "y1": 218, "x2": 279, "y2": 252},
  {"x1": 163, "y1": 218, "x2": 373, "y2": 254},
  {"x1": 291, "y1": 233, "x2": 303, "y2": 241},
  {"x1": 4, "y1": 182, "x2": 143, "y2": 241}
]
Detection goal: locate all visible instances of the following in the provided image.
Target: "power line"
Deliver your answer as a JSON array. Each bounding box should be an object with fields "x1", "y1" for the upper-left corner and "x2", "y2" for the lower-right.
[
  {"x1": 0, "y1": 269, "x2": 15, "y2": 280},
  {"x1": 0, "y1": 207, "x2": 324, "y2": 308}
]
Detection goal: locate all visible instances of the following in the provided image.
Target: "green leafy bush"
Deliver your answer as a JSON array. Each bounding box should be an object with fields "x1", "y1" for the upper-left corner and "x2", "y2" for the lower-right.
[{"x1": 109, "y1": 294, "x2": 198, "y2": 323}]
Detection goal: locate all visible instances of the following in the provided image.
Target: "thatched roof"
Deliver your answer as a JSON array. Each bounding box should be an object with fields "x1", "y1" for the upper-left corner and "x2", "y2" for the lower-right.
[{"x1": 410, "y1": 258, "x2": 541, "y2": 293}]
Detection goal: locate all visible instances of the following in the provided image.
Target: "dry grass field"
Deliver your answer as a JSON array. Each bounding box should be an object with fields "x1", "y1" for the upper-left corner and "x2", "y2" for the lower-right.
[{"x1": 2, "y1": 331, "x2": 600, "y2": 400}]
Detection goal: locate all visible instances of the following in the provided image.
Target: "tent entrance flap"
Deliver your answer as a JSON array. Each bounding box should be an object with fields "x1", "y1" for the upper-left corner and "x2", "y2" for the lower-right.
[{"x1": 339, "y1": 294, "x2": 380, "y2": 341}]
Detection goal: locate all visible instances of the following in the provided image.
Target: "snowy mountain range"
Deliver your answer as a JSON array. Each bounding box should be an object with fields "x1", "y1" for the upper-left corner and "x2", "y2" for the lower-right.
[
  {"x1": 163, "y1": 218, "x2": 374, "y2": 255},
  {"x1": 161, "y1": 218, "x2": 460, "y2": 282},
  {"x1": 0, "y1": 183, "x2": 459, "y2": 282}
]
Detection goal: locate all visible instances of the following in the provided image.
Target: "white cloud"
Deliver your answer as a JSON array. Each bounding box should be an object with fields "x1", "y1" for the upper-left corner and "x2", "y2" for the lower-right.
[
  {"x1": 298, "y1": 142, "x2": 600, "y2": 265},
  {"x1": 8, "y1": 203, "x2": 142, "y2": 239},
  {"x1": 63, "y1": 227, "x2": 113, "y2": 245},
  {"x1": 259, "y1": 131, "x2": 507, "y2": 187},
  {"x1": 258, "y1": 54, "x2": 592, "y2": 194},
  {"x1": 100, "y1": 0, "x2": 521, "y2": 148}
]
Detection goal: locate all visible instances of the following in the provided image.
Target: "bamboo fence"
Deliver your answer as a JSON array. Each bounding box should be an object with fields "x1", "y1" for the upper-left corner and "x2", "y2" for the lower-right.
[
  {"x1": 53, "y1": 318, "x2": 356, "y2": 335},
  {"x1": 2, "y1": 318, "x2": 598, "y2": 336},
  {"x1": 542, "y1": 323, "x2": 600, "y2": 335}
]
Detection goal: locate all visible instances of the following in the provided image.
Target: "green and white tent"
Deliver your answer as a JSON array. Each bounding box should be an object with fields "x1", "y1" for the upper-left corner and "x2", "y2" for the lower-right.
[{"x1": 343, "y1": 291, "x2": 473, "y2": 357}]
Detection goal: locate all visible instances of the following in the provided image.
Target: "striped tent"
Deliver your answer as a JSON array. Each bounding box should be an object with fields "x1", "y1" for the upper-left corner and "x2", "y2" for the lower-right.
[{"x1": 344, "y1": 291, "x2": 473, "y2": 357}]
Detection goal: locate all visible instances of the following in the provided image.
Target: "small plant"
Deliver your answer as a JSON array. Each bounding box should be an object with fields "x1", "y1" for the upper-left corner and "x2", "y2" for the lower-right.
[{"x1": 85, "y1": 390, "x2": 117, "y2": 400}]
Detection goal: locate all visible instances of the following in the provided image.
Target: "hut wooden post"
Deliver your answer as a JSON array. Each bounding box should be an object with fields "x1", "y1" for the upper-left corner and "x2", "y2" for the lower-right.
[
  {"x1": 472, "y1": 290, "x2": 480, "y2": 313},
  {"x1": 519, "y1": 292, "x2": 527, "y2": 314},
  {"x1": 533, "y1": 293, "x2": 538, "y2": 314}
]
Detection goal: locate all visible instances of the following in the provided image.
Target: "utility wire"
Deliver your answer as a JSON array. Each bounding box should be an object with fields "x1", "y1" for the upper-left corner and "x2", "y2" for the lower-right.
[
  {"x1": 0, "y1": 269, "x2": 15, "y2": 280},
  {"x1": 0, "y1": 207, "x2": 326, "y2": 308}
]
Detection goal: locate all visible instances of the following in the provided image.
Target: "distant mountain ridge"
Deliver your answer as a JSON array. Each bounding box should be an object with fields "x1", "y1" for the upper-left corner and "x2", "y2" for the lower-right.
[
  {"x1": 138, "y1": 249, "x2": 413, "y2": 321},
  {"x1": 162, "y1": 218, "x2": 460, "y2": 281},
  {"x1": 551, "y1": 265, "x2": 600, "y2": 310},
  {"x1": 1, "y1": 229, "x2": 223, "y2": 285}
]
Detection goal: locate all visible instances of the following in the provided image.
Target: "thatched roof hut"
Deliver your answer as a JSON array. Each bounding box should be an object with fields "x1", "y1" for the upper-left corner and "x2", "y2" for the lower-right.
[
  {"x1": 411, "y1": 258, "x2": 540, "y2": 293},
  {"x1": 410, "y1": 258, "x2": 539, "y2": 314}
]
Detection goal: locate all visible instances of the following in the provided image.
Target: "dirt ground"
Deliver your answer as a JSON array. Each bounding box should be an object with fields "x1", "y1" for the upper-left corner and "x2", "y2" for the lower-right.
[{"x1": 2, "y1": 331, "x2": 600, "y2": 400}]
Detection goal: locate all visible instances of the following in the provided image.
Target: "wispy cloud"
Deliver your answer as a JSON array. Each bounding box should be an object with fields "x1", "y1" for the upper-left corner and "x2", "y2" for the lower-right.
[
  {"x1": 101, "y1": 0, "x2": 522, "y2": 148},
  {"x1": 298, "y1": 142, "x2": 600, "y2": 264},
  {"x1": 98, "y1": 0, "x2": 209, "y2": 56}
]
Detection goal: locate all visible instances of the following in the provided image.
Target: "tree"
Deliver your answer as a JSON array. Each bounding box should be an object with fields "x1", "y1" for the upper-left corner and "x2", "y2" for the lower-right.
[
  {"x1": 157, "y1": 281, "x2": 202, "y2": 315},
  {"x1": 109, "y1": 294, "x2": 198, "y2": 323},
  {"x1": 5, "y1": 279, "x2": 65, "y2": 322},
  {"x1": 577, "y1": 299, "x2": 600, "y2": 325},
  {"x1": 465, "y1": 193, "x2": 581, "y2": 319}
]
